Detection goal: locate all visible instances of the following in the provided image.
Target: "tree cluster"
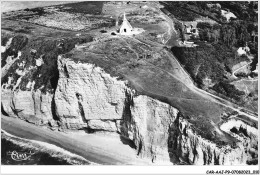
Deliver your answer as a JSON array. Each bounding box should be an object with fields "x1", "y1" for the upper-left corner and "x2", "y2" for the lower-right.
[
  {"x1": 212, "y1": 81, "x2": 245, "y2": 101},
  {"x1": 197, "y1": 20, "x2": 256, "y2": 49}
]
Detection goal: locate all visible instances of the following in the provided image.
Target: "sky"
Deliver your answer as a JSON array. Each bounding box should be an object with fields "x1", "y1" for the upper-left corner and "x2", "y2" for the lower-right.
[{"x1": 1, "y1": 1, "x2": 77, "y2": 13}]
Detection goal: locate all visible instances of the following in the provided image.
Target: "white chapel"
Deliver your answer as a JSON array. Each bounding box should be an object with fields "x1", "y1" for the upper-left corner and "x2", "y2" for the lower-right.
[
  {"x1": 120, "y1": 12, "x2": 133, "y2": 34},
  {"x1": 119, "y1": 12, "x2": 144, "y2": 36}
]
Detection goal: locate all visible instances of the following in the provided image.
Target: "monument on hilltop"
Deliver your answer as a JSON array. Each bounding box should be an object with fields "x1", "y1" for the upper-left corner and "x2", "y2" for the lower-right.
[{"x1": 119, "y1": 12, "x2": 133, "y2": 35}]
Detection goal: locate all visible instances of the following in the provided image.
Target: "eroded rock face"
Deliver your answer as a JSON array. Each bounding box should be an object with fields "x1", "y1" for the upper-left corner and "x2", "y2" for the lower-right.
[
  {"x1": 55, "y1": 56, "x2": 128, "y2": 122},
  {"x1": 1, "y1": 90, "x2": 16, "y2": 117},
  {"x1": 88, "y1": 120, "x2": 119, "y2": 132},
  {"x1": 220, "y1": 119, "x2": 258, "y2": 165},
  {"x1": 168, "y1": 117, "x2": 248, "y2": 165},
  {"x1": 1, "y1": 89, "x2": 53, "y2": 125},
  {"x1": 121, "y1": 95, "x2": 178, "y2": 162}
]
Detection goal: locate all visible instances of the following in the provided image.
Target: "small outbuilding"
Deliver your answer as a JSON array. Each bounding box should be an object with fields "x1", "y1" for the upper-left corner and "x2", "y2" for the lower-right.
[{"x1": 237, "y1": 46, "x2": 250, "y2": 56}]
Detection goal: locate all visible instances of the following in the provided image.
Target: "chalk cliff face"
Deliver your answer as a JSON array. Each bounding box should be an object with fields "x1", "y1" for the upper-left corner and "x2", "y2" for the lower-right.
[
  {"x1": 1, "y1": 89, "x2": 54, "y2": 125},
  {"x1": 169, "y1": 117, "x2": 248, "y2": 165},
  {"x1": 122, "y1": 95, "x2": 178, "y2": 162},
  {"x1": 220, "y1": 119, "x2": 258, "y2": 165},
  {"x1": 1, "y1": 53, "x2": 257, "y2": 165},
  {"x1": 54, "y1": 56, "x2": 179, "y2": 162},
  {"x1": 55, "y1": 56, "x2": 127, "y2": 123},
  {"x1": 54, "y1": 56, "x2": 131, "y2": 132}
]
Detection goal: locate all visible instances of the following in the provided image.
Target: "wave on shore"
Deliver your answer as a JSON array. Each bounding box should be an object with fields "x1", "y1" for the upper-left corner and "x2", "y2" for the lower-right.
[{"x1": 1, "y1": 129, "x2": 97, "y2": 165}]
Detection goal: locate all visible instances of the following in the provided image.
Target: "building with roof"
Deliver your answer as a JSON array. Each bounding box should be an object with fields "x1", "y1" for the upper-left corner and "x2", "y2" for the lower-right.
[
  {"x1": 120, "y1": 12, "x2": 133, "y2": 34},
  {"x1": 118, "y1": 12, "x2": 144, "y2": 36},
  {"x1": 221, "y1": 10, "x2": 237, "y2": 22},
  {"x1": 237, "y1": 45, "x2": 250, "y2": 56}
]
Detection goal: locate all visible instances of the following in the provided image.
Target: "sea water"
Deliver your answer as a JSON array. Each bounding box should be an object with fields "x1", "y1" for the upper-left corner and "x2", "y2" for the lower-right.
[{"x1": 1, "y1": 130, "x2": 94, "y2": 165}]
